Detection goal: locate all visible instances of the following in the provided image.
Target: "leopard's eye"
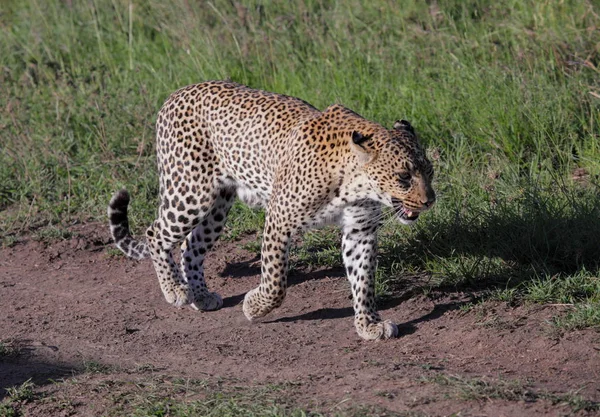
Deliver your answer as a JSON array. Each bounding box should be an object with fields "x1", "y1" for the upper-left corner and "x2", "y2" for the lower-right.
[{"x1": 398, "y1": 172, "x2": 411, "y2": 182}]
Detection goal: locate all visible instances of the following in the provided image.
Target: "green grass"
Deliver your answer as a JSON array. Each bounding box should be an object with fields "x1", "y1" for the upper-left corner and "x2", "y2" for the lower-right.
[
  {"x1": 0, "y1": 379, "x2": 35, "y2": 417},
  {"x1": 1, "y1": 365, "x2": 597, "y2": 416},
  {"x1": 425, "y1": 373, "x2": 600, "y2": 413},
  {"x1": 223, "y1": 200, "x2": 265, "y2": 241},
  {"x1": 551, "y1": 302, "x2": 600, "y2": 331},
  {"x1": 0, "y1": 372, "x2": 407, "y2": 417},
  {"x1": 119, "y1": 377, "x2": 401, "y2": 417},
  {"x1": 130, "y1": 397, "x2": 318, "y2": 417},
  {"x1": 31, "y1": 225, "x2": 73, "y2": 242},
  {"x1": 0, "y1": 341, "x2": 21, "y2": 359},
  {"x1": 291, "y1": 227, "x2": 342, "y2": 270},
  {"x1": 82, "y1": 359, "x2": 118, "y2": 374},
  {"x1": 487, "y1": 270, "x2": 600, "y2": 330},
  {"x1": 1, "y1": 0, "x2": 599, "y2": 328},
  {"x1": 4, "y1": 380, "x2": 35, "y2": 404}
]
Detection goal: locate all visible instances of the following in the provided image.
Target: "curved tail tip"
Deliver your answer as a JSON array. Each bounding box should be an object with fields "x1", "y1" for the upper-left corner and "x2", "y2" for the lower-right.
[{"x1": 109, "y1": 189, "x2": 130, "y2": 208}]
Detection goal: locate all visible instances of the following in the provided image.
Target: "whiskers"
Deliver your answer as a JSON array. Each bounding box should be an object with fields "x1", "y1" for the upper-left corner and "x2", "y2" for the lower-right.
[
  {"x1": 348, "y1": 180, "x2": 424, "y2": 229},
  {"x1": 382, "y1": 207, "x2": 402, "y2": 229},
  {"x1": 351, "y1": 197, "x2": 397, "y2": 228}
]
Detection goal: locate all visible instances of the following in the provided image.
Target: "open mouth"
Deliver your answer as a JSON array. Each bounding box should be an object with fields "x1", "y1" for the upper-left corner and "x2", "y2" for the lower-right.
[
  {"x1": 392, "y1": 199, "x2": 420, "y2": 224},
  {"x1": 398, "y1": 205, "x2": 420, "y2": 221}
]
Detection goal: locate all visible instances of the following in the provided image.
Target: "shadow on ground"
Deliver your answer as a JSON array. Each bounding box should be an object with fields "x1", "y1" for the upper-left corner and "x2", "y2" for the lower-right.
[
  {"x1": 266, "y1": 289, "x2": 468, "y2": 339},
  {"x1": 0, "y1": 359, "x2": 79, "y2": 400},
  {"x1": 379, "y1": 183, "x2": 600, "y2": 291},
  {"x1": 220, "y1": 254, "x2": 261, "y2": 278}
]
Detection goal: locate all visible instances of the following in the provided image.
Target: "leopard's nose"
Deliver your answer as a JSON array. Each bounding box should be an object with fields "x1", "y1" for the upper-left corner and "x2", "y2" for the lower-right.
[{"x1": 421, "y1": 194, "x2": 436, "y2": 208}]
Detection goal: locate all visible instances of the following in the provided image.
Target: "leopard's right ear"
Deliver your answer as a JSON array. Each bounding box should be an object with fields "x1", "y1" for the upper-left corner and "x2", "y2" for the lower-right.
[{"x1": 350, "y1": 131, "x2": 376, "y2": 165}]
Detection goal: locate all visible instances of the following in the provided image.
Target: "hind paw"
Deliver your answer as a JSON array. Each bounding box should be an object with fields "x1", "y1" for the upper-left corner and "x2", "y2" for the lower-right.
[
  {"x1": 163, "y1": 285, "x2": 192, "y2": 307},
  {"x1": 190, "y1": 291, "x2": 223, "y2": 311},
  {"x1": 355, "y1": 318, "x2": 398, "y2": 341},
  {"x1": 243, "y1": 287, "x2": 283, "y2": 321}
]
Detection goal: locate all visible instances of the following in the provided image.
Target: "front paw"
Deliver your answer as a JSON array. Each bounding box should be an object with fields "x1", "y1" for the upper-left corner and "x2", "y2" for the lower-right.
[{"x1": 243, "y1": 288, "x2": 280, "y2": 321}]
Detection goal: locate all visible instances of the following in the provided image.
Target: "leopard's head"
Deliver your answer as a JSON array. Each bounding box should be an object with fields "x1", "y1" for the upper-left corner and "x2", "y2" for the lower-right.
[{"x1": 351, "y1": 120, "x2": 436, "y2": 225}]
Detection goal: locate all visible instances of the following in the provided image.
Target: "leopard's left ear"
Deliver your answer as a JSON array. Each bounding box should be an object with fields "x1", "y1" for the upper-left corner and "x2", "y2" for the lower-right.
[
  {"x1": 393, "y1": 119, "x2": 415, "y2": 135},
  {"x1": 349, "y1": 131, "x2": 376, "y2": 165}
]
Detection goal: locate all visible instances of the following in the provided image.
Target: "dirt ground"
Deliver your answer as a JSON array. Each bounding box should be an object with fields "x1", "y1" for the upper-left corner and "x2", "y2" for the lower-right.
[{"x1": 1, "y1": 222, "x2": 599, "y2": 416}]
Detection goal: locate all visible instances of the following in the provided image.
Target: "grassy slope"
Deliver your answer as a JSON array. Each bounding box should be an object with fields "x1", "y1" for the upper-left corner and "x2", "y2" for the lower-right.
[{"x1": 1, "y1": 1, "x2": 599, "y2": 322}]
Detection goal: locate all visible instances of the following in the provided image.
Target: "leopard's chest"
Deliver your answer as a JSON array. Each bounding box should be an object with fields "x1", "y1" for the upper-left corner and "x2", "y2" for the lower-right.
[{"x1": 304, "y1": 200, "x2": 346, "y2": 229}]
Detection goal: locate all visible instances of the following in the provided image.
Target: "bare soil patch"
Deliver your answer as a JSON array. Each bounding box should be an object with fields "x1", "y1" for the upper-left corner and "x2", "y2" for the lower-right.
[{"x1": 1, "y1": 223, "x2": 599, "y2": 416}]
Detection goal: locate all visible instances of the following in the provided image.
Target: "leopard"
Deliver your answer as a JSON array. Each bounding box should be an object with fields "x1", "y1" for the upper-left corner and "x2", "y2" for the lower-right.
[{"x1": 108, "y1": 80, "x2": 435, "y2": 341}]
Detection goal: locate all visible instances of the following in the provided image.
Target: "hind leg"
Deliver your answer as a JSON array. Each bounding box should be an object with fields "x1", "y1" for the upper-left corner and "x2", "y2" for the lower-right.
[
  {"x1": 242, "y1": 204, "x2": 294, "y2": 320},
  {"x1": 146, "y1": 186, "x2": 221, "y2": 308},
  {"x1": 145, "y1": 220, "x2": 191, "y2": 307},
  {"x1": 180, "y1": 188, "x2": 235, "y2": 311}
]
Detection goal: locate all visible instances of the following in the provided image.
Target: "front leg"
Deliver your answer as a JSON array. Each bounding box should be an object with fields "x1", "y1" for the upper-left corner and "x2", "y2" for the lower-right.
[
  {"x1": 342, "y1": 202, "x2": 398, "y2": 340},
  {"x1": 243, "y1": 211, "x2": 292, "y2": 320}
]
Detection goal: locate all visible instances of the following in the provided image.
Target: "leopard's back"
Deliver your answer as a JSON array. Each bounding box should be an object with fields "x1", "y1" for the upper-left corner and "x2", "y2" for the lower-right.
[{"x1": 155, "y1": 81, "x2": 320, "y2": 200}]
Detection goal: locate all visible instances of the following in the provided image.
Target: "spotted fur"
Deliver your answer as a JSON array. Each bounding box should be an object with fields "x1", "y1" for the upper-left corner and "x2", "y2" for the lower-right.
[{"x1": 108, "y1": 80, "x2": 435, "y2": 340}]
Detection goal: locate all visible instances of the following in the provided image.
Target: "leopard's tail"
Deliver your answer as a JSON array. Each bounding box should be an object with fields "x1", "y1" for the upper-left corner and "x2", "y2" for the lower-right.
[{"x1": 107, "y1": 189, "x2": 151, "y2": 260}]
